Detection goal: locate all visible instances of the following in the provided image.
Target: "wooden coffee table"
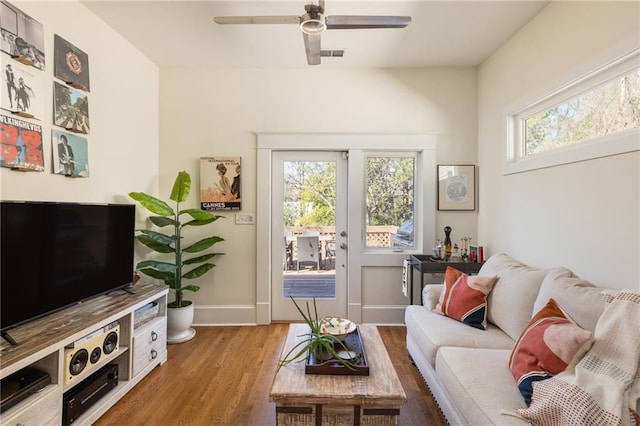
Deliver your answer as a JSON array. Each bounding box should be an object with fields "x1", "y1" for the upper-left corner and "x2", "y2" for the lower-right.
[{"x1": 269, "y1": 324, "x2": 407, "y2": 426}]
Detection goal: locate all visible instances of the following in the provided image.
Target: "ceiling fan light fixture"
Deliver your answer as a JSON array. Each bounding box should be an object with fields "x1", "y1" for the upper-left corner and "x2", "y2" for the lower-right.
[{"x1": 300, "y1": 14, "x2": 326, "y2": 35}]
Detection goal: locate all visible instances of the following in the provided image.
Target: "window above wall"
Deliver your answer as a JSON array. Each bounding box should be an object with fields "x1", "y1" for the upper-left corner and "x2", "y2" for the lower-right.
[{"x1": 504, "y1": 49, "x2": 640, "y2": 174}]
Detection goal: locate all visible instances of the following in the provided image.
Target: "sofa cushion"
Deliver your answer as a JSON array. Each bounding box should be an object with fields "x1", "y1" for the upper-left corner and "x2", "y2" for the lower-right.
[
  {"x1": 532, "y1": 268, "x2": 605, "y2": 332},
  {"x1": 435, "y1": 347, "x2": 529, "y2": 425},
  {"x1": 509, "y1": 298, "x2": 593, "y2": 406},
  {"x1": 434, "y1": 266, "x2": 497, "y2": 330},
  {"x1": 480, "y1": 253, "x2": 571, "y2": 340},
  {"x1": 405, "y1": 305, "x2": 514, "y2": 367}
]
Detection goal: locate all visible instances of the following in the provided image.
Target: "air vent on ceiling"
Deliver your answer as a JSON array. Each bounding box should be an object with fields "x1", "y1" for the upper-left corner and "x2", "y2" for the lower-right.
[{"x1": 320, "y1": 49, "x2": 345, "y2": 57}]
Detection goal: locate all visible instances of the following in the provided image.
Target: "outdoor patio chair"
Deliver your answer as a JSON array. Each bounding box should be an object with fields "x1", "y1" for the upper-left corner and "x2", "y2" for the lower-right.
[{"x1": 296, "y1": 235, "x2": 320, "y2": 272}]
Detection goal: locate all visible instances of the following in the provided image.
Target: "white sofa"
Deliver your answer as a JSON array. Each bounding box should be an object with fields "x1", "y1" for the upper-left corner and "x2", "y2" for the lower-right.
[{"x1": 404, "y1": 253, "x2": 607, "y2": 425}]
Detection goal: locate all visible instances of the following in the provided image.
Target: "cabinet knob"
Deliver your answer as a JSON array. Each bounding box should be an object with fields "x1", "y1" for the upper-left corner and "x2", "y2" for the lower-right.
[
  {"x1": 151, "y1": 331, "x2": 158, "y2": 341},
  {"x1": 150, "y1": 349, "x2": 158, "y2": 360}
]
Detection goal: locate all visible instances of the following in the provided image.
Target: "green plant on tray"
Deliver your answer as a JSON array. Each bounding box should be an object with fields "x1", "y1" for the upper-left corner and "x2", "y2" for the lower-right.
[{"x1": 278, "y1": 297, "x2": 356, "y2": 371}]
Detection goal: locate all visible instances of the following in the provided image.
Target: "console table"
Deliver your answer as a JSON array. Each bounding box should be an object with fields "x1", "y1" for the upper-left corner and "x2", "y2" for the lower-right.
[{"x1": 407, "y1": 255, "x2": 485, "y2": 305}]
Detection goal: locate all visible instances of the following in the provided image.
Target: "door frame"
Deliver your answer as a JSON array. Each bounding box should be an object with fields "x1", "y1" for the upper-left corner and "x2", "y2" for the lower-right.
[{"x1": 256, "y1": 133, "x2": 436, "y2": 325}]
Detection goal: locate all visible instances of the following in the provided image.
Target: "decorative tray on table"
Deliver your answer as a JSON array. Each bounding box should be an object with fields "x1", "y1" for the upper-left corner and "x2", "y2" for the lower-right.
[{"x1": 305, "y1": 326, "x2": 369, "y2": 376}]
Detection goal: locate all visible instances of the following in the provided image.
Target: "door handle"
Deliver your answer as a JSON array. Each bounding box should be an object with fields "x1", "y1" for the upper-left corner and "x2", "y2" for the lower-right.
[
  {"x1": 340, "y1": 231, "x2": 347, "y2": 237},
  {"x1": 339, "y1": 243, "x2": 347, "y2": 250}
]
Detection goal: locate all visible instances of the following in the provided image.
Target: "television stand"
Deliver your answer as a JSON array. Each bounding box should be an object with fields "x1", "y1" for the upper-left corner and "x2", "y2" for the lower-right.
[
  {"x1": 0, "y1": 283, "x2": 168, "y2": 425},
  {"x1": 1, "y1": 330, "x2": 17, "y2": 346}
]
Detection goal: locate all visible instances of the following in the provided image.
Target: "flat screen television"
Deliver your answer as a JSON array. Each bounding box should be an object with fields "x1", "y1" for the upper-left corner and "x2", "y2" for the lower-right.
[{"x1": 1, "y1": 201, "x2": 135, "y2": 343}]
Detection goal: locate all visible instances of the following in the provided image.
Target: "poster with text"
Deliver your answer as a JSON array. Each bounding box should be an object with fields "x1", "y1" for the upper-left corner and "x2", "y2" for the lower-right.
[
  {"x1": 1, "y1": 56, "x2": 44, "y2": 119},
  {"x1": 200, "y1": 157, "x2": 241, "y2": 210},
  {"x1": 54, "y1": 34, "x2": 90, "y2": 92},
  {"x1": 52, "y1": 129, "x2": 89, "y2": 177},
  {"x1": 0, "y1": 114, "x2": 43, "y2": 171},
  {"x1": 0, "y1": 0, "x2": 45, "y2": 70},
  {"x1": 53, "y1": 82, "x2": 90, "y2": 134}
]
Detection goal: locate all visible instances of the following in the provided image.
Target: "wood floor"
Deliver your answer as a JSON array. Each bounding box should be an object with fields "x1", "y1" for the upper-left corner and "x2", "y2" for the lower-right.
[{"x1": 94, "y1": 325, "x2": 447, "y2": 426}]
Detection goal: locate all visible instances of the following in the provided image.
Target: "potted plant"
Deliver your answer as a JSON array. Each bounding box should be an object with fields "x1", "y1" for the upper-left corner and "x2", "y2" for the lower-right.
[
  {"x1": 278, "y1": 297, "x2": 356, "y2": 372},
  {"x1": 129, "y1": 171, "x2": 224, "y2": 343}
]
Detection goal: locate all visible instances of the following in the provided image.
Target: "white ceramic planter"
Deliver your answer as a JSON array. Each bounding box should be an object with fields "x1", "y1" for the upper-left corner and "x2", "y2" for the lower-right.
[{"x1": 167, "y1": 301, "x2": 196, "y2": 344}]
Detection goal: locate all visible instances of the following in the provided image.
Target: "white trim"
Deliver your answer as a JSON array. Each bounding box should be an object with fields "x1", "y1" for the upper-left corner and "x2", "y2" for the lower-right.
[
  {"x1": 193, "y1": 304, "x2": 257, "y2": 326},
  {"x1": 256, "y1": 133, "x2": 437, "y2": 325},
  {"x1": 504, "y1": 47, "x2": 640, "y2": 175}
]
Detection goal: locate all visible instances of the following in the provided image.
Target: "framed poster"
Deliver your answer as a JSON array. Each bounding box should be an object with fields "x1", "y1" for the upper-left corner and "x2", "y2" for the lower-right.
[
  {"x1": 0, "y1": 113, "x2": 44, "y2": 171},
  {"x1": 53, "y1": 82, "x2": 90, "y2": 134},
  {"x1": 437, "y1": 165, "x2": 475, "y2": 211},
  {"x1": 52, "y1": 129, "x2": 89, "y2": 177},
  {"x1": 53, "y1": 35, "x2": 90, "y2": 92},
  {"x1": 0, "y1": 0, "x2": 45, "y2": 69},
  {"x1": 1, "y1": 56, "x2": 44, "y2": 119},
  {"x1": 200, "y1": 157, "x2": 241, "y2": 210}
]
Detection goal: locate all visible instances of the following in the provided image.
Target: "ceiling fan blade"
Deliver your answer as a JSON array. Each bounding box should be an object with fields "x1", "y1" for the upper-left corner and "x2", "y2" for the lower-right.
[
  {"x1": 302, "y1": 33, "x2": 321, "y2": 65},
  {"x1": 214, "y1": 16, "x2": 301, "y2": 25},
  {"x1": 325, "y1": 15, "x2": 411, "y2": 29}
]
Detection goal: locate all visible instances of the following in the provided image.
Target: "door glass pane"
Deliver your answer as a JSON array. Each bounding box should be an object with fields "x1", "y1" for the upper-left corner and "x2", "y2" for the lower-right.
[
  {"x1": 282, "y1": 160, "x2": 336, "y2": 298},
  {"x1": 364, "y1": 156, "x2": 415, "y2": 248}
]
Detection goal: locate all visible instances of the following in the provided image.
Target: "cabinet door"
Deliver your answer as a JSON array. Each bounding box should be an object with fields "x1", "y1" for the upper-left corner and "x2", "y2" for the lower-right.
[
  {"x1": 0, "y1": 387, "x2": 60, "y2": 426},
  {"x1": 132, "y1": 316, "x2": 167, "y2": 377}
]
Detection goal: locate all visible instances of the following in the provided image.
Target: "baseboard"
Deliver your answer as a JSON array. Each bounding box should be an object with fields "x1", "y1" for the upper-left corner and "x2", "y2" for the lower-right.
[
  {"x1": 193, "y1": 305, "x2": 256, "y2": 325},
  {"x1": 361, "y1": 305, "x2": 406, "y2": 324}
]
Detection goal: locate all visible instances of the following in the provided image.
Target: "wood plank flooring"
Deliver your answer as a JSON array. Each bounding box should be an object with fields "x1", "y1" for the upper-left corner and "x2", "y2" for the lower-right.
[{"x1": 94, "y1": 325, "x2": 447, "y2": 426}]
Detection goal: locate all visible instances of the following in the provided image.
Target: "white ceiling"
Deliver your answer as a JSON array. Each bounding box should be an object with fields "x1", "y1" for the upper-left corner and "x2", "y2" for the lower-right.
[{"x1": 80, "y1": 0, "x2": 550, "y2": 68}]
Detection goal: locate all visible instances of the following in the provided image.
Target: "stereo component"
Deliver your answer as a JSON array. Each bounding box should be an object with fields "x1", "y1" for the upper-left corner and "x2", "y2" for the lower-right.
[
  {"x1": 64, "y1": 322, "x2": 119, "y2": 385},
  {"x1": 0, "y1": 367, "x2": 51, "y2": 414},
  {"x1": 63, "y1": 363, "x2": 118, "y2": 425}
]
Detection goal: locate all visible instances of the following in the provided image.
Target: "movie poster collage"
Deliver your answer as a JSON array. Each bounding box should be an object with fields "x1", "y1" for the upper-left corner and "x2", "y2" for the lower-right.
[{"x1": 1, "y1": 0, "x2": 91, "y2": 177}]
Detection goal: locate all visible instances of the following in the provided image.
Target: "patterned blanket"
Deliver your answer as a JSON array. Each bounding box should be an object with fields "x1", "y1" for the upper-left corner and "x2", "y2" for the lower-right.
[{"x1": 513, "y1": 290, "x2": 640, "y2": 426}]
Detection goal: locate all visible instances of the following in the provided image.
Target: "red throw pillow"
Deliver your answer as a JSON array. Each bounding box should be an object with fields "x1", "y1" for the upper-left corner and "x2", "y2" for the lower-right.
[
  {"x1": 509, "y1": 298, "x2": 593, "y2": 406},
  {"x1": 434, "y1": 266, "x2": 497, "y2": 330}
]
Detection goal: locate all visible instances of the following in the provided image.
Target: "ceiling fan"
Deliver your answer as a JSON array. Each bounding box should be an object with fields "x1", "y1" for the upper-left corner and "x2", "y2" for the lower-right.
[{"x1": 213, "y1": 0, "x2": 411, "y2": 65}]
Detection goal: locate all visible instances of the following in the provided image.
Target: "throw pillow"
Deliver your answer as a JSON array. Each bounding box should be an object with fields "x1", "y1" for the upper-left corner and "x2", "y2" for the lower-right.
[
  {"x1": 434, "y1": 266, "x2": 497, "y2": 330},
  {"x1": 509, "y1": 298, "x2": 593, "y2": 406}
]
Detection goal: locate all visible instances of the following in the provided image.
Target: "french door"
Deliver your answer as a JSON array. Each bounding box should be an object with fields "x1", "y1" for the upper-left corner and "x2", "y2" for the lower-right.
[{"x1": 271, "y1": 151, "x2": 348, "y2": 321}]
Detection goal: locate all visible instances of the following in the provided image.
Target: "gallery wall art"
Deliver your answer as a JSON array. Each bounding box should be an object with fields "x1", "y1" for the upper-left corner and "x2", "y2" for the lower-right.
[
  {"x1": 53, "y1": 34, "x2": 90, "y2": 92},
  {"x1": 52, "y1": 129, "x2": 89, "y2": 177},
  {"x1": 53, "y1": 82, "x2": 90, "y2": 134},
  {"x1": 0, "y1": 113, "x2": 44, "y2": 171},
  {"x1": 0, "y1": 0, "x2": 45, "y2": 69},
  {"x1": 1, "y1": 55, "x2": 44, "y2": 118}
]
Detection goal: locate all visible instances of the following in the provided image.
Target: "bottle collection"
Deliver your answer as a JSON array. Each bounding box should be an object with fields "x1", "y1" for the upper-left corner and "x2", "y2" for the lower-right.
[{"x1": 432, "y1": 226, "x2": 472, "y2": 262}]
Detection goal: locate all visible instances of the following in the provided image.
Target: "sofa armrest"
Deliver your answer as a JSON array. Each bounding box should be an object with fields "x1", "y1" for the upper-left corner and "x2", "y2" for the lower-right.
[{"x1": 423, "y1": 284, "x2": 443, "y2": 310}]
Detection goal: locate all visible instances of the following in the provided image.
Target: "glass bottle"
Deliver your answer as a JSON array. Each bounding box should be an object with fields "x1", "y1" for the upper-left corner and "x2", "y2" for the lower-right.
[{"x1": 444, "y1": 226, "x2": 452, "y2": 261}]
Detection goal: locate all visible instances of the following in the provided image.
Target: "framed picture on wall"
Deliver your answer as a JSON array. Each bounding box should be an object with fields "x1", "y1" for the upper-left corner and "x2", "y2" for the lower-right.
[
  {"x1": 200, "y1": 157, "x2": 241, "y2": 210},
  {"x1": 437, "y1": 164, "x2": 475, "y2": 211}
]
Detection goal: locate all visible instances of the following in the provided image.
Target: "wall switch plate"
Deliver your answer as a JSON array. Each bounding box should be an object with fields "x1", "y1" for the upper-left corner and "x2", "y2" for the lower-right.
[{"x1": 235, "y1": 213, "x2": 255, "y2": 225}]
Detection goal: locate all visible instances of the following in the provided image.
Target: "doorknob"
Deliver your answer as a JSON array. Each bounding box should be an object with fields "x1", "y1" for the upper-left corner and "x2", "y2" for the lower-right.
[
  {"x1": 340, "y1": 231, "x2": 347, "y2": 237},
  {"x1": 340, "y1": 243, "x2": 347, "y2": 250}
]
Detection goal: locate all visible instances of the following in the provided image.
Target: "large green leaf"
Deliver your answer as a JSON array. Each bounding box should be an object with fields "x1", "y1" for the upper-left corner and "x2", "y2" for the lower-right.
[
  {"x1": 135, "y1": 260, "x2": 177, "y2": 272},
  {"x1": 138, "y1": 267, "x2": 173, "y2": 281},
  {"x1": 183, "y1": 236, "x2": 224, "y2": 253},
  {"x1": 170, "y1": 171, "x2": 191, "y2": 203},
  {"x1": 180, "y1": 284, "x2": 201, "y2": 293},
  {"x1": 182, "y1": 217, "x2": 217, "y2": 227},
  {"x1": 135, "y1": 234, "x2": 175, "y2": 253},
  {"x1": 150, "y1": 216, "x2": 178, "y2": 228},
  {"x1": 136, "y1": 229, "x2": 175, "y2": 245},
  {"x1": 183, "y1": 253, "x2": 219, "y2": 265},
  {"x1": 180, "y1": 208, "x2": 218, "y2": 221},
  {"x1": 183, "y1": 263, "x2": 215, "y2": 279},
  {"x1": 129, "y1": 192, "x2": 174, "y2": 216}
]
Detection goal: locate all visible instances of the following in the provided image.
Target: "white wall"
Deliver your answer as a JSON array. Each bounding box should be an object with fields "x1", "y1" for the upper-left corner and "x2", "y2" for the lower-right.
[
  {"x1": 159, "y1": 67, "x2": 478, "y2": 324},
  {"x1": 478, "y1": 1, "x2": 640, "y2": 289},
  {"x1": 0, "y1": 1, "x2": 159, "y2": 205}
]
